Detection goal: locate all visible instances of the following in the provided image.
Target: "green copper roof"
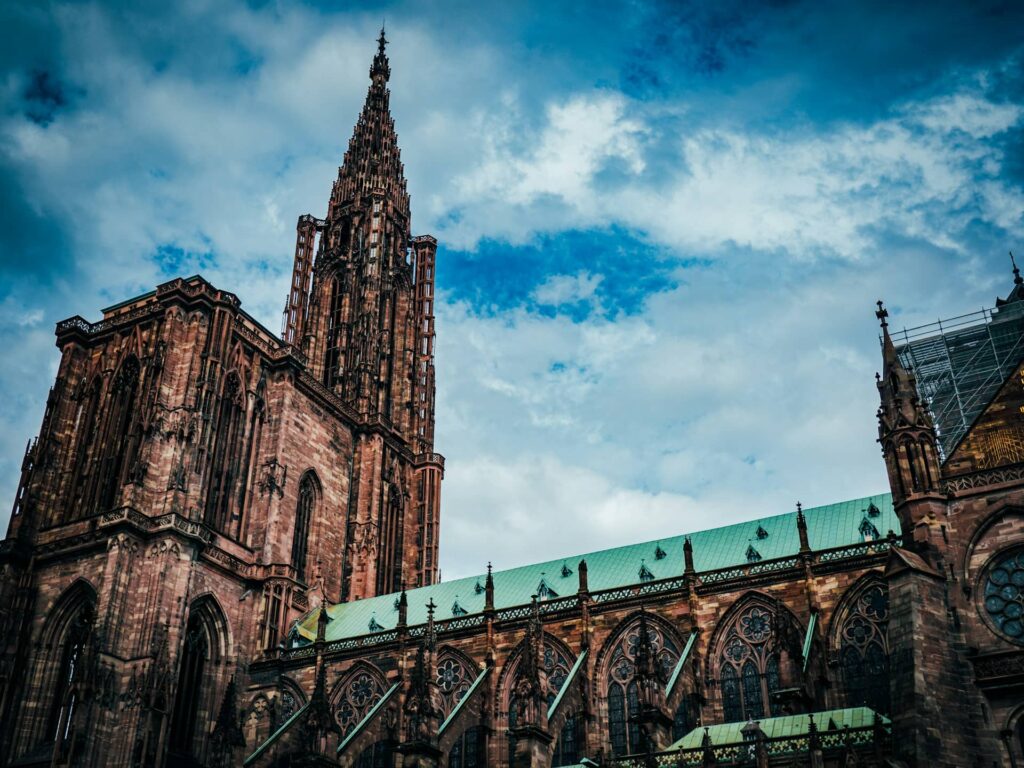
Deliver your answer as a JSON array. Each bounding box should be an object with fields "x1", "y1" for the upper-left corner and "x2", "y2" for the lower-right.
[
  {"x1": 296, "y1": 492, "x2": 895, "y2": 644},
  {"x1": 669, "y1": 707, "x2": 889, "y2": 749}
]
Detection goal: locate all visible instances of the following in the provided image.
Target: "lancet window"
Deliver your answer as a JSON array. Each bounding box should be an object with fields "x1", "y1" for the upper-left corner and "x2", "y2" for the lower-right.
[
  {"x1": 838, "y1": 581, "x2": 890, "y2": 713},
  {"x1": 292, "y1": 472, "x2": 319, "y2": 582},
  {"x1": 324, "y1": 275, "x2": 346, "y2": 390},
  {"x1": 376, "y1": 483, "x2": 404, "y2": 595},
  {"x1": 448, "y1": 726, "x2": 483, "y2": 768},
  {"x1": 44, "y1": 592, "x2": 95, "y2": 756},
  {"x1": 95, "y1": 356, "x2": 141, "y2": 511},
  {"x1": 168, "y1": 600, "x2": 223, "y2": 760},
  {"x1": 205, "y1": 373, "x2": 246, "y2": 533}
]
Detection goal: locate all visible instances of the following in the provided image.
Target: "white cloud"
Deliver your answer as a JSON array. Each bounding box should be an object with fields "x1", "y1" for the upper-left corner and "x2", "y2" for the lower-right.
[{"x1": 434, "y1": 89, "x2": 1024, "y2": 258}]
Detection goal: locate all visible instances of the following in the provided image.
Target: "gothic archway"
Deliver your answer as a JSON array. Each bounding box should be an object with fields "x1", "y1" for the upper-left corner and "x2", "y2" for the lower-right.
[
  {"x1": 167, "y1": 596, "x2": 228, "y2": 765},
  {"x1": 30, "y1": 580, "x2": 98, "y2": 758}
]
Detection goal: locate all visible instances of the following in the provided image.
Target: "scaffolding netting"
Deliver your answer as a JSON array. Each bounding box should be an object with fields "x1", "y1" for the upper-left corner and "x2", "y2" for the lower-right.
[{"x1": 893, "y1": 300, "x2": 1024, "y2": 459}]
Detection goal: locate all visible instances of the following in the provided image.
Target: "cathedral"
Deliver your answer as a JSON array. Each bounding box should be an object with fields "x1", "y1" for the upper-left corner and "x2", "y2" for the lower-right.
[{"x1": 1, "y1": 31, "x2": 1023, "y2": 768}]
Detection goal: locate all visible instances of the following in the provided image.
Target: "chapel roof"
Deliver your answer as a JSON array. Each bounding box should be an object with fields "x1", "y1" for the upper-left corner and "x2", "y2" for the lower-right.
[{"x1": 294, "y1": 491, "x2": 895, "y2": 644}]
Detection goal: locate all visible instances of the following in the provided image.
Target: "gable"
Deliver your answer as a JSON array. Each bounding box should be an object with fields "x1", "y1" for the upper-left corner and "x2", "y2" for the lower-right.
[{"x1": 944, "y1": 356, "x2": 1024, "y2": 475}]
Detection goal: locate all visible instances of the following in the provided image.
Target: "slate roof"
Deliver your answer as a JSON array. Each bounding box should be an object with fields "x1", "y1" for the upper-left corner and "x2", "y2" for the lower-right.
[{"x1": 294, "y1": 492, "x2": 895, "y2": 644}]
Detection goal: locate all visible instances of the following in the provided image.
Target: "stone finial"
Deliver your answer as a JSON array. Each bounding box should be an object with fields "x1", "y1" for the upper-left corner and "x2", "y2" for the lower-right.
[
  {"x1": 578, "y1": 558, "x2": 589, "y2": 594},
  {"x1": 796, "y1": 501, "x2": 810, "y2": 553},
  {"x1": 485, "y1": 562, "x2": 495, "y2": 613},
  {"x1": 684, "y1": 536, "x2": 695, "y2": 575},
  {"x1": 397, "y1": 586, "x2": 408, "y2": 628},
  {"x1": 315, "y1": 605, "x2": 329, "y2": 643}
]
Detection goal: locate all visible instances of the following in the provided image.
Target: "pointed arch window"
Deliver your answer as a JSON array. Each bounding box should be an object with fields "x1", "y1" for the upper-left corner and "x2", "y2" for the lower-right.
[
  {"x1": 45, "y1": 596, "x2": 95, "y2": 753},
  {"x1": 553, "y1": 712, "x2": 580, "y2": 766},
  {"x1": 376, "y1": 483, "x2": 404, "y2": 595},
  {"x1": 292, "y1": 473, "x2": 318, "y2": 582},
  {"x1": 838, "y1": 582, "x2": 890, "y2": 714},
  {"x1": 67, "y1": 377, "x2": 102, "y2": 520},
  {"x1": 448, "y1": 726, "x2": 483, "y2": 768},
  {"x1": 324, "y1": 275, "x2": 346, "y2": 390},
  {"x1": 716, "y1": 604, "x2": 787, "y2": 723},
  {"x1": 169, "y1": 605, "x2": 218, "y2": 759},
  {"x1": 205, "y1": 373, "x2": 246, "y2": 533},
  {"x1": 605, "y1": 618, "x2": 688, "y2": 756},
  {"x1": 96, "y1": 356, "x2": 141, "y2": 511}
]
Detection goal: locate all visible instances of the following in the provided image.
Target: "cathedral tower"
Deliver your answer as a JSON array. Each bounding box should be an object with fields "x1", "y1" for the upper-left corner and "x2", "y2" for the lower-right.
[
  {"x1": 0, "y1": 34, "x2": 442, "y2": 767},
  {"x1": 283, "y1": 28, "x2": 442, "y2": 597}
]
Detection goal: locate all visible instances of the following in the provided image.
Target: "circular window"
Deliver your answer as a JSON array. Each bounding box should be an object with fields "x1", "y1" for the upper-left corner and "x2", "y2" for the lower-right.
[{"x1": 982, "y1": 549, "x2": 1024, "y2": 643}]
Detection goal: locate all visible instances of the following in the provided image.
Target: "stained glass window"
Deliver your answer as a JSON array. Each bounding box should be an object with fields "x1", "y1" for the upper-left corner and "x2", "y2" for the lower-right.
[
  {"x1": 552, "y1": 713, "x2": 579, "y2": 767},
  {"x1": 335, "y1": 668, "x2": 387, "y2": 736},
  {"x1": 721, "y1": 665, "x2": 742, "y2": 722},
  {"x1": 838, "y1": 582, "x2": 890, "y2": 714},
  {"x1": 983, "y1": 549, "x2": 1024, "y2": 644},
  {"x1": 741, "y1": 661, "x2": 764, "y2": 720},
  {"x1": 449, "y1": 726, "x2": 482, "y2": 768},
  {"x1": 672, "y1": 698, "x2": 690, "y2": 742},
  {"x1": 355, "y1": 740, "x2": 395, "y2": 768},
  {"x1": 606, "y1": 618, "x2": 683, "y2": 756},
  {"x1": 716, "y1": 603, "x2": 790, "y2": 722}
]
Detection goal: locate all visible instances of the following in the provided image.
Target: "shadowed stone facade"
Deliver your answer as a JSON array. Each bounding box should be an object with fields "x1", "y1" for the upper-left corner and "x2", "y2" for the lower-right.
[{"x1": 2, "y1": 32, "x2": 1024, "y2": 768}]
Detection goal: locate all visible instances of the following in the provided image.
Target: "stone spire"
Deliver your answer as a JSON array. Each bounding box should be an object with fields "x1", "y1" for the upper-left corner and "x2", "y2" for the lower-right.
[{"x1": 328, "y1": 28, "x2": 409, "y2": 224}]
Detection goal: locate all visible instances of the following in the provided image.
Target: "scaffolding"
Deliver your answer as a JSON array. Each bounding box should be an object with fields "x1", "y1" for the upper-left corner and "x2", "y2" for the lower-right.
[{"x1": 893, "y1": 299, "x2": 1024, "y2": 459}]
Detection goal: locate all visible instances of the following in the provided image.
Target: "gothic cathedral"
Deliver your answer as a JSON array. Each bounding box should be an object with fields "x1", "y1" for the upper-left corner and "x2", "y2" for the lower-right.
[{"x1": 2, "y1": 32, "x2": 1024, "y2": 768}]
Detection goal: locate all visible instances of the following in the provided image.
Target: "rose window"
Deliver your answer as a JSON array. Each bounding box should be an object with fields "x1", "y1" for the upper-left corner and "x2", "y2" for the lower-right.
[{"x1": 983, "y1": 549, "x2": 1024, "y2": 643}]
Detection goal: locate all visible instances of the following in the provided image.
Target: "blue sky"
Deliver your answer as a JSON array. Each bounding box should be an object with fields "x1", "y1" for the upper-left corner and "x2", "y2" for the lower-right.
[{"x1": 2, "y1": 0, "x2": 1023, "y2": 579}]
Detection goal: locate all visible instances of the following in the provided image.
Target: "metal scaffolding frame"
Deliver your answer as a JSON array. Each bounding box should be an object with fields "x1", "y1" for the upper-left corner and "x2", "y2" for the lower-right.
[{"x1": 893, "y1": 301, "x2": 1024, "y2": 459}]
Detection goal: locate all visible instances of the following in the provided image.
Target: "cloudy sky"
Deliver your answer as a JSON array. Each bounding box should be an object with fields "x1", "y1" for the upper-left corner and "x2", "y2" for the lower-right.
[{"x1": 2, "y1": 0, "x2": 1023, "y2": 580}]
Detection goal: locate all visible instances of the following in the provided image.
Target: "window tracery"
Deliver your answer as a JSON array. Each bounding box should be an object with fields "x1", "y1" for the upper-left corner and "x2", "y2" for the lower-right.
[
  {"x1": 838, "y1": 581, "x2": 890, "y2": 713},
  {"x1": 716, "y1": 603, "x2": 785, "y2": 723},
  {"x1": 436, "y1": 653, "x2": 472, "y2": 721},
  {"x1": 606, "y1": 618, "x2": 686, "y2": 756},
  {"x1": 335, "y1": 669, "x2": 387, "y2": 736},
  {"x1": 983, "y1": 549, "x2": 1024, "y2": 644}
]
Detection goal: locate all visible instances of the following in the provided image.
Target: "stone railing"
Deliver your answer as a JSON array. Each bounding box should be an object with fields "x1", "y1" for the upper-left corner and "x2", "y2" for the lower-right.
[
  {"x1": 944, "y1": 463, "x2": 1024, "y2": 494},
  {"x1": 608, "y1": 723, "x2": 882, "y2": 767}
]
